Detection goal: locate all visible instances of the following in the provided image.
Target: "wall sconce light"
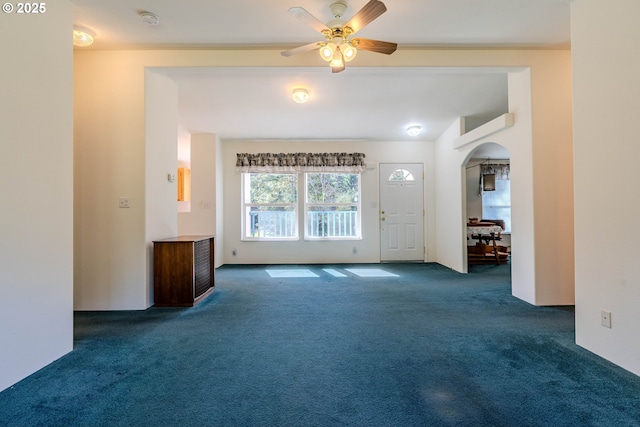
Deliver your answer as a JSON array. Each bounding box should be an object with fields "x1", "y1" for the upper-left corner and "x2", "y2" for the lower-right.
[
  {"x1": 292, "y1": 88, "x2": 310, "y2": 104},
  {"x1": 73, "y1": 26, "x2": 95, "y2": 47}
]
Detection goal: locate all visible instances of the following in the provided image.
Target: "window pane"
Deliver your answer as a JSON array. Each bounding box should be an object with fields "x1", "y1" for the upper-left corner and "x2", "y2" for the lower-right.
[
  {"x1": 482, "y1": 179, "x2": 511, "y2": 232},
  {"x1": 388, "y1": 168, "x2": 415, "y2": 182},
  {"x1": 305, "y1": 173, "x2": 360, "y2": 239},
  {"x1": 247, "y1": 173, "x2": 297, "y2": 204},
  {"x1": 306, "y1": 206, "x2": 358, "y2": 238},
  {"x1": 306, "y1": 173, "x2": 359, "y2": 204},
  {"x1": 245, "y1": 206, "x2": 297, "y2": 238},
  {"x1": 242, "y1": 173, "x2": 298, "y2": 240}
]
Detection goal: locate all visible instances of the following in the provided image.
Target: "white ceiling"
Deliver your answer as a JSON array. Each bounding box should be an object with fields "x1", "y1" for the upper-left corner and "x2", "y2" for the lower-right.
[{"x1": 71, "y1": 0, "x2": 573, "y2": 153}]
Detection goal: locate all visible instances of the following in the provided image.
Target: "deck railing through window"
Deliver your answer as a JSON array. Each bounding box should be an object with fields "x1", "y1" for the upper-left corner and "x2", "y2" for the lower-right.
[
  {"x1": 248, "y1": 210, "x2": 296, "y2": 238},
  {"x1": 248, "y1": 210, "x2": 358, "y2": 238},
  {"x1": 306, "y1": 210, "x2": 358, "y2": 238}
]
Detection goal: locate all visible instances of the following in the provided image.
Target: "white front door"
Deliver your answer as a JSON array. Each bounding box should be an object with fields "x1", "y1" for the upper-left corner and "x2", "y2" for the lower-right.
[{"x1": 379, "y1": 163, "x2": 425, "y2": 261}]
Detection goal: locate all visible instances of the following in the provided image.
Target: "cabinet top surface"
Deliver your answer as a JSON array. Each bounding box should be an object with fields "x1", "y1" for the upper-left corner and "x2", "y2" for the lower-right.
[{"x1": 153, "y1": 235, "x2": 214, "y2": 243}]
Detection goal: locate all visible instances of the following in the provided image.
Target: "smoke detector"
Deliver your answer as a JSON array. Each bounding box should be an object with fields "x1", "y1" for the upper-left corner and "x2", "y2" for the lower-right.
[{"x1": 139, "y1": 11, "x2": 160, "y2": 26}]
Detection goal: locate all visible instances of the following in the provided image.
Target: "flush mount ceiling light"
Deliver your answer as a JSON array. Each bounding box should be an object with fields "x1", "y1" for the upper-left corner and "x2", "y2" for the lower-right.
[
  {"x1": 406, "y1": 125, "x2": 422, "y2": 137},
  {"x1": 292, "y1": 88, "x2": 310, "y2": 104},
  {"x1": 139, "y1": 11, "x2": 160, "y2": 26},
  {"x1": 73, "y1": 26, "x2": 95, "y2": 47},
  {"x1": 281, "y1": 0, "x2": 397, "y2": 73}
]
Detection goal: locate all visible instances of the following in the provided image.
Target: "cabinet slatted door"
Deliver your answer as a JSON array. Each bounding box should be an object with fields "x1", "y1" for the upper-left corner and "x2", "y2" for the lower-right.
[{"x1": 193, "y1": 239, "x2": 212, "y2": 298}]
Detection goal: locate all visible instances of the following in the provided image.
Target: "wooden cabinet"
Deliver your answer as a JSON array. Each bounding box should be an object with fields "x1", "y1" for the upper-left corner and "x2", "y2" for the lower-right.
[{"x1": 153, "y1": 236, "x2": 215, "y2": 307}]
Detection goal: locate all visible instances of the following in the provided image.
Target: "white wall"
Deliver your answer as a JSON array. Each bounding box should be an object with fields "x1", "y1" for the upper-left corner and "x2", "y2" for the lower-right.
[
  {"x1": 177, "y1": 133, "x2": 222, "y2": 267},
  {"x1": 503, "y1": 71, "x2": 537, "y2": 304},
  {"x1": 215, "y1": 136, "x2": 225, "y2": 266},
  {"x1": 222, "y1": 140, "x2": 435, "y2": 264},
  {"x1": 178, "y1": 133, "x2": 217, "y2": 236},
  {"x1": 434, "y1": 118, "x2": 467, "y2": 271},
  {"x1": 465, "y1": 161, "x2": 484, "y2": 223},
  {"x1": 572, "y1": 0, "x2": 640, "y2": 376},
  {"x1": 74, "y1": 52, "x2": 148, "y2": 310},
  {"x1": 145, "y1": 71, "x2": 180, "y2": 307},
  {"x1": 0, "y1": 1, "x2": 73, "y2": 391}
]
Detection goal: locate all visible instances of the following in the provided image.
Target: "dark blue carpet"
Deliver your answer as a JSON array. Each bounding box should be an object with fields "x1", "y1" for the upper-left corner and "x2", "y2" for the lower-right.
[{"x1": 1, "y1": 263, "x2": 640, "y2": 426}]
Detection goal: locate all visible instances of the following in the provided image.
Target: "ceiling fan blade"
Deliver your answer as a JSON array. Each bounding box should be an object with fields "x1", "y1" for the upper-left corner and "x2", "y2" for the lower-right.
[
  {"x1": 353, "y1": 38, "x2": 397, "y2": 55},
  {"x1": 344, "y1": 0, "x2": 387, "y2": 34},
  {"x1": 288, "y1": 7, "x2": 330, "y2": 34},
  {"x1": 281, "y1": 41, "x2": 323, "y2": 57}
]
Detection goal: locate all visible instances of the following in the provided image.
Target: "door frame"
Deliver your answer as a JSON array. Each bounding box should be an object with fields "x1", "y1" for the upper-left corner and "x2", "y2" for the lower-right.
[{"x1": 378, "y1": 163, "x2": 425, "y2": 262}]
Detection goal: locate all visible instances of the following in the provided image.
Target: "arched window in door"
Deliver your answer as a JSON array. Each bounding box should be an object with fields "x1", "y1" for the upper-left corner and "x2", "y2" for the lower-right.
[{"x1": 389, "y1": 168, "x2": 415, "y2": 182}]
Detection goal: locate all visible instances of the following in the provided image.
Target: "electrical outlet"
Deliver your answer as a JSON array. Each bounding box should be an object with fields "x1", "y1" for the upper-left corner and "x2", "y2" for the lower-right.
[
  {"x1": 601, "y1": 310, "x2": 612, "y2": 328},
  {"x1": 119, "y1": 197, "x2": 130, "y2": 208}
]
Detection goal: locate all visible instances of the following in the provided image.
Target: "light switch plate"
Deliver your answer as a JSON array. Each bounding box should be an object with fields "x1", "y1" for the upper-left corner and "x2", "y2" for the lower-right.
[{"x1": 601, "y1": 310, "x2": 612, "y2": 328}]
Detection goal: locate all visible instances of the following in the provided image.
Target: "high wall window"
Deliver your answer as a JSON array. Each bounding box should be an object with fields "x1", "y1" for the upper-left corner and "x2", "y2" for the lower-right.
[
  {"x1": 242, "y1": 173, "x2": 298, "y2": 240},
  {"x1": 241, "y1": 172, "x2": 361, "y2": 241},
  {"x1": 305, "y1": 173, "x2": 361, "y2": 240}
]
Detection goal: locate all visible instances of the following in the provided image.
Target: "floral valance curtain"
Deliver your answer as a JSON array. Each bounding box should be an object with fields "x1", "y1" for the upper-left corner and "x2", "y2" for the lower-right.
[
  {"x1": 236, "y1": 152, "x2": 366, "y2": 173},
  {"x1": 480, "y1": 163, "x2": 510, "y2": 180}
]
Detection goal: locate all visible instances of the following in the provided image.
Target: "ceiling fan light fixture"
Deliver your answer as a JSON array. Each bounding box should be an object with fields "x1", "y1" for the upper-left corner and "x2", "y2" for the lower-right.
[
  {"x1": 319, "y1": 42, "x2": 336, "y2": 61},
  {"x1": 292, "y1": 88, "x2": 310, "y2": 104},
  {"x1": 406, "y1": 125, "x2": 422, "y2": 137},
  {"x1": 330, "y1": 47, "x2": 345, "y2": 68},
  {"x1": 72, "y1": 26, "x2": 95, "y2": 47},
  {"x1": 282, "y1": 0, "x2": 397, "y2": 73},
  {"x1": 329, "y1": 1, "x2": 347, "y2": 19},
  {"x1": 342, "y1": 44, "x2": 357, "y2": 62}
]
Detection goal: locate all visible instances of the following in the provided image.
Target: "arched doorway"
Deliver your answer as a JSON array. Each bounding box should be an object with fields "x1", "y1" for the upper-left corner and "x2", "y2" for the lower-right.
[{"x1": 462, "y1": 142, "x2": 511, "y2": 270}]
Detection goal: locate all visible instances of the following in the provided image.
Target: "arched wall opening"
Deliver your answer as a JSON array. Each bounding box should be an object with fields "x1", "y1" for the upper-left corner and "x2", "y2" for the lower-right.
[{"x1": 461, "y1": 142, "x2": 511, "y2": 273}]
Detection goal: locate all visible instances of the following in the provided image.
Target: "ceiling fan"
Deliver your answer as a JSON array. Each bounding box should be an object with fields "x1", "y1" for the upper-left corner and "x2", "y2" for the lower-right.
[{"x1": 281, "y1": 0, "x2": 397, "y2": 73}]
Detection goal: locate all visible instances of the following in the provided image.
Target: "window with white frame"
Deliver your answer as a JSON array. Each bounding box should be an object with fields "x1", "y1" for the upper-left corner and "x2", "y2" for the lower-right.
[
  {"x1": 241, "y1": 172, "x2": 361, "y2": 241},
  {"x1": 242, "y1": 173, "x2": 298, "y2": 240},
  {"x1": 482, "y1": 178, "x2": 511, "y2": 232},
  {"x1": 305, "y1": 173, "x2": 361, "y2": 239}
]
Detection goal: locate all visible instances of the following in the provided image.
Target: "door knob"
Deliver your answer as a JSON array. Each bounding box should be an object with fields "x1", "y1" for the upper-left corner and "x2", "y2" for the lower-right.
[
  {"x1": 381, "y1": 210, "x2": 385, "y2": 214},
  {"x1": 381, "y1": 218, "x2": 385, "y2": 221}
]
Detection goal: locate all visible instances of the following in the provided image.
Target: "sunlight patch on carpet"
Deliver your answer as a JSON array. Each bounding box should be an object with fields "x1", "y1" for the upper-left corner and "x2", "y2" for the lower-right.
[
  {"x1": 323, "y1": 269, "x2": 347, "y2": 277},
  {"x1": 345, "y1": 268, "x2": 399, "y2": 277},
  {"x1": 266, "y1": 269, "x2": 319, "y2": 278}
]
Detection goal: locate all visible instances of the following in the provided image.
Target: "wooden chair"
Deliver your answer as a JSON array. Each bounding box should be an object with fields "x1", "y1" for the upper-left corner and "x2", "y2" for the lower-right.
[{"x1": 467, "y1": 242, "x2": 509, "y2": 265}]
